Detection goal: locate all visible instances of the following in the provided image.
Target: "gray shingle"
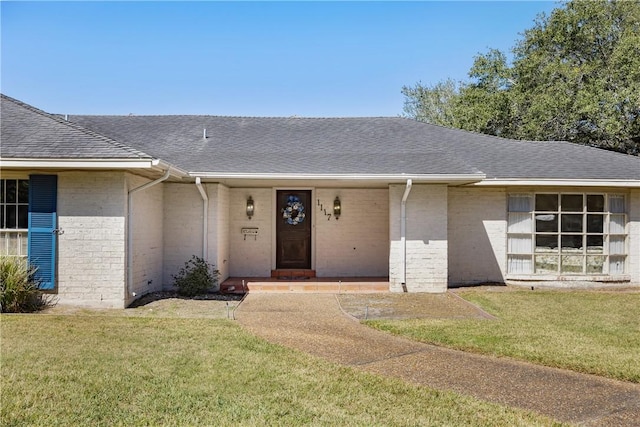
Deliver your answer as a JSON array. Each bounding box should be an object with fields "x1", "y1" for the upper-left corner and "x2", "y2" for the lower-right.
[
  {"x1": 1, "y1": 94, "x2": 151, "y2": 160},
  {"x1": 68, "y1": 115, "x2": 477, "y2": 175},
  {"x1": 3, "y1": 94, "x2": 639, "y2": 180},
  {"x1": 68, "y1": 114, "x2": 640, "y2": 180}
]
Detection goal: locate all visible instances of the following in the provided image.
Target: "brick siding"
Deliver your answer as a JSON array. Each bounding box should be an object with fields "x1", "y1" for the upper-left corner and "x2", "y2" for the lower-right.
[
  {"x1": 448, "y1": 187, "x2": 507, "y2": 285},
  {"x1": 389, "y1": 184, "x2": 448, "y2": 292},
  {"x1": 57, "y1": 171, "x2": 127, "y2": 307}
]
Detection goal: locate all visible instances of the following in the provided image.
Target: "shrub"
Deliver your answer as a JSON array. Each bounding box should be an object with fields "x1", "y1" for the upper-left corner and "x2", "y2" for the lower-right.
[
  {"x1": 172, "y1": 255, "x2": 219, "y2": 297},
  {"x1": 0, "y1": 256, "x2": 52, "y2": 313}
]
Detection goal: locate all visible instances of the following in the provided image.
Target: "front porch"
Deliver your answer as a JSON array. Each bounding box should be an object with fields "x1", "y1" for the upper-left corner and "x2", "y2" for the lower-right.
[{"x1": 220, "y1": 276, "x2": 389, "y2": 294}]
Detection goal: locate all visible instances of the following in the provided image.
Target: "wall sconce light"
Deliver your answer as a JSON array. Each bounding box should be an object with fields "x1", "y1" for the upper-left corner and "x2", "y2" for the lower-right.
[
  {"x1": 333, "y1": 196, "x2": 341, "y2": 220},
  {"x1": 246, "y1": 196, "x2": 255, "y2": 219}
]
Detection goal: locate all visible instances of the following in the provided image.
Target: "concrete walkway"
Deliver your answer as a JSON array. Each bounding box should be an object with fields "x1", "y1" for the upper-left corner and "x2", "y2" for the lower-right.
[{"x1": 235, "y1": 293, "x2": 640, "y2": 426}]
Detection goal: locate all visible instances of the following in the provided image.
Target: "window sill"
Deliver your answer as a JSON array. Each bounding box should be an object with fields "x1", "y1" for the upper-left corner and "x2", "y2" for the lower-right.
[{"x1": 506, "y1": 274, "x2": 630, "y2": 282}]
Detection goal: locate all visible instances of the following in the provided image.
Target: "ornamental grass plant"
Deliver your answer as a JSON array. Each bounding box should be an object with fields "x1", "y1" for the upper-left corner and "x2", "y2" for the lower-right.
[{"x1": 0, "y1": 256, "x2": 52, "y2": 313}]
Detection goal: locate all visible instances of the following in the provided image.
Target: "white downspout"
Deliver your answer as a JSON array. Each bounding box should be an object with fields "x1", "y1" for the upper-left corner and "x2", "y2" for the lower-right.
[
  {"x1": 127, "y1": 168, "x2": 171, "y2": 299},
  {"x1": 400, "y1": 179, "x2": 412, "y2": 287},
  {"x1": 195, "y1": 177, "x2": 208, "y2": 260}
]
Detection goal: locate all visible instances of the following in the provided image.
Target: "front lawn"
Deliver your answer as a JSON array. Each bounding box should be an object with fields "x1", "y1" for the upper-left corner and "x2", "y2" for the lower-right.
[
  {"x1": 1, "y1": 315, "x2": 558, "y2": 426},
  {"x1": 366, "y1": 289, "x2": 640, "y2": 383}
]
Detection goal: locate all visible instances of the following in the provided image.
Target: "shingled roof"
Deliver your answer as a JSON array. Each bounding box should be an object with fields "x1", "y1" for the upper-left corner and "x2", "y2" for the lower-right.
[
  {"x1": 66, "y1": 115, "x2": 482, "y2": 177},
  {"x1": 0, "y1": 94, "x2": 151, "y2": 160},
  {"x1": 67, "y1": 114, "x2": 640, "y2": 180},
  {"x1": 2, "y1": 94, "x2": 639, "y2": 181}
]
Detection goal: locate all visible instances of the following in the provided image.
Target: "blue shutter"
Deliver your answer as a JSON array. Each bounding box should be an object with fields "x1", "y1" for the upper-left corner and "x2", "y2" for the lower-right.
[{"x1": 28, "y1": 175, "x2": 58, "y2": 290}]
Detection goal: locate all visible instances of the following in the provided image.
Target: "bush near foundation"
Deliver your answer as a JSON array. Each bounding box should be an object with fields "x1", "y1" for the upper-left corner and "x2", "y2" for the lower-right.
[
  {"x1": 0, "y1": 256, "x2": 52, "y2": 313},
  {"x1": 172, "y1": 255, "x2": 220, "y2": 297}
]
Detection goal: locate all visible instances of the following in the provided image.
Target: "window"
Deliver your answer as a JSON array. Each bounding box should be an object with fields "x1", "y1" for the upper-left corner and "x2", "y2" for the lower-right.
[
  {"x1": 0, "y1": 179, "x2": 29, "y2": 256},
  {"x1": 507, "y1": 193, "x2": 627, "y2": 275}
]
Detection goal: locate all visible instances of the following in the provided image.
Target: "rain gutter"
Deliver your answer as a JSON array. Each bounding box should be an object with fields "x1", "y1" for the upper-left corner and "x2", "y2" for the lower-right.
[
  {"x1": 195, "y1": 177, "x2": 208, "y2": 260},
  {"x1": 127, "y1": 167, "x2": 172, "y2": 299},
  {"x1": 189, "y1": 172, "x2": 485, "y2": 183},
  {"x1": 400, "y1": 179, "x2": 412, "y2": 287}
]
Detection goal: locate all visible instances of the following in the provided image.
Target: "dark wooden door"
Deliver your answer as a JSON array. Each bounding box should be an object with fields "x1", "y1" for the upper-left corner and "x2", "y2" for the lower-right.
[{"x1": 276, "y1": 190, "x2": 311, "y2": 269}]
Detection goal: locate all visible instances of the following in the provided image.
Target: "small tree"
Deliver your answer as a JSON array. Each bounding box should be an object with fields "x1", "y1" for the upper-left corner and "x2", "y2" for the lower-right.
[
  {"x1": 172, "y1": 256, "x2": 219, "y2": 297},
  {"x1": 0, "y1": 256, "x2": 52, "y2": 313}
]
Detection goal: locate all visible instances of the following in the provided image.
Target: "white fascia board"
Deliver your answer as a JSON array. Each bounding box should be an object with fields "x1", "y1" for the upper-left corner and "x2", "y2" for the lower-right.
[
  {"x1": 471, "y1": 179, "x2": 640, "y2": 188},
  {"x1": 189, "y1": 172, "x2": 486, "y2": 184},
  {"x1": 0, "y1": 158, "x2": 188, "y2": 177},
  {"x1": 1, "y1": 158, "x2": 157, "y2": 169}
]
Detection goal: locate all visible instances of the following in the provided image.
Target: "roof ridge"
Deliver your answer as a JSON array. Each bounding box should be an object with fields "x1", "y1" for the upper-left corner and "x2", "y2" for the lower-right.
[
  {"x1": 70, "y1": 113, "x2": 399, "y2": 120},
  {"x1": 1, "y1": 94, "x2": 153, "y2": 159}
]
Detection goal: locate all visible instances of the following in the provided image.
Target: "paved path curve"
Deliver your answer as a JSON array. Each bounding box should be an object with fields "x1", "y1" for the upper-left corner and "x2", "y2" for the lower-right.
[{"x1": 235, "y1": 293, "x2": 640, "y2": 426}]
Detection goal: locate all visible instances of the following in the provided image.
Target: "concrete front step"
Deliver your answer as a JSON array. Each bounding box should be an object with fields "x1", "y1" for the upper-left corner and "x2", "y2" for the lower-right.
[
  {"x1": 221, "y1": 278, "x2": 389, "y2": 294},
  {"x1": 270, "y1": 269, "x2": 316, "y2": 279}
]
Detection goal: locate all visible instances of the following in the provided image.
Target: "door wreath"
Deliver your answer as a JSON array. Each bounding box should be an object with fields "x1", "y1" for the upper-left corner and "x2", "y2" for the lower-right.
[{"x1": 282, "y1": 195, "x2": 306, "y2": 225}]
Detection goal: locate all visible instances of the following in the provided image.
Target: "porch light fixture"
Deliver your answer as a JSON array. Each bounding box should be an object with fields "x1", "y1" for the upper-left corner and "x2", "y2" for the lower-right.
[
  {"x1": 246, "y1": 196, "x2": 255, "y2": 219},
  {"x1": 333, "y1": 197, "x2": 341, "y2": 220}
]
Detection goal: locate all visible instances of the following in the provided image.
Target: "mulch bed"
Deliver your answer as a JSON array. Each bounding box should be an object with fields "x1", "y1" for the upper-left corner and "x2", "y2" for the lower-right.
[{"x1": 128, "y1": 291, "x2": 243, "y2": 308}]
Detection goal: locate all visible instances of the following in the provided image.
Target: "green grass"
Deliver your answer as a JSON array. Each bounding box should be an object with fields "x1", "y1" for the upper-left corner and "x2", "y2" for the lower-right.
[
  {"x1": 366, "y1": 290, "x2": 640, "y2": 383},
  {"x1": 0, "y1": 315, "x2": 560, "y2": 426}
]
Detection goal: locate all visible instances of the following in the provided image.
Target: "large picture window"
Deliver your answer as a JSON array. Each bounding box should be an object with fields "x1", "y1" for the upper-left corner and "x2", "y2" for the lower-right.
[
  {"x1": 507, "y1": 193, "x2": 627, "y2": 276},
  {"x1": 0, "y1": 179, "x2": 29, "y2": 256}
]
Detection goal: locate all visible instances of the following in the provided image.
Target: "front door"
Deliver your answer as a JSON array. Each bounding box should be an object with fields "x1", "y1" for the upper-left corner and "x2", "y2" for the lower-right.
[{"x1": 276, "y1": 190, "x2": 311, "y2": 269}]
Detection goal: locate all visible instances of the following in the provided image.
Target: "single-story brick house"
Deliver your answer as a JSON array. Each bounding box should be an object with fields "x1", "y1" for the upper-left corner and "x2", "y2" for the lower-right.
[{"x1": 2, "y1": 93, "x2": 639, "y2": 308}]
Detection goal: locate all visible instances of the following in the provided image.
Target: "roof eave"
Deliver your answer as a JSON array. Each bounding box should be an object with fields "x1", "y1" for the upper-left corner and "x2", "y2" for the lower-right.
[
  {"x1": 0, "y1": 157, "x2": 188, "y2": 177},
  {"x1": 470, "y1": 178, "x2": 640, "y2": 188},
  {"x1": 189, "y1": 172, "x2": 486, "y2": 185}
]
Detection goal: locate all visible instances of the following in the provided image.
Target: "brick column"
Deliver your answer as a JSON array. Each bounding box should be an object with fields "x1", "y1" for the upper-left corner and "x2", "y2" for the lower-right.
[{"x1": 389, "y1": 184, "x2": 448, "y2": 292}]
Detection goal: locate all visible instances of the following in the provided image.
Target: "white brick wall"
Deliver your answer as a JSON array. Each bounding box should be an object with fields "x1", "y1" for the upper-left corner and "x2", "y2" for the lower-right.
[
  {"x1": 213, "y1": 184, "x2": 230, "y2": 282},
  {"x1": 57, "y1": 171, "x2": 127, "y2": 308},
  {"x1": 198, "y1": 183, "x2": 229, "y2": 285},
  {"x1": 162, "y1": 182, "x2": 228, "y2": 289},
  {"x1": 227, "y1": 188, "x2": 389, "y2": 277},
  {"x1": 315, "y1": 188, "x2": 389, "y2": 276},
  {"x1": 229, "y1": 188, "x2": 273, "y2": 277},
  {"x1": 448, "y1": 187, "x2": 507, "y2": 285},
  {"x1": 389, "y1": 184, "x2": 448, "y2": 293},
  {"x1": 46, "y1": 175, "x2": 640, "y2": 307},
  {"x1": 163, "y1": 183, "x2": 203, "y2": 287},
  {"x1": 127, "y1": 174, "x2": 164, "y2": 305}
]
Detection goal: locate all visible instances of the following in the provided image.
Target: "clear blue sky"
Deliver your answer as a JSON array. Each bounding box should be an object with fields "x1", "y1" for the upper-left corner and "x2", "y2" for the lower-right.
[{"x1": 1, "y1": 1, "x2": 558, "y2": 117}]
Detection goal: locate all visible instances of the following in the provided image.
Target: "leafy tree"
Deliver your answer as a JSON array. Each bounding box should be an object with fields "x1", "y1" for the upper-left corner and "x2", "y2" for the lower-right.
[
  {"x1": 402, "y1": 0, "x2": 640, "y2": 154},
  {"x1": 401, "y1": 79, "x2": 459, "y2": 127},
  {"x1": 511, "y1": 0, "x2": 640, "y2": 153},
  {"x1": 455, "y1": 49, "x2": 516, "y2": 137}
]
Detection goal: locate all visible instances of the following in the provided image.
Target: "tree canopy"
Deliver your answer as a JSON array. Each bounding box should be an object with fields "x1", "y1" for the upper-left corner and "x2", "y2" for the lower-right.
[{"x1": 402, "y1": 0, "x2": 640, "y2": 154}]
